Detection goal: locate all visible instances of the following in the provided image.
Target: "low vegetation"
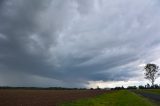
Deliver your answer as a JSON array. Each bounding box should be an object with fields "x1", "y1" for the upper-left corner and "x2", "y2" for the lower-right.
[
  {"x1": 60, "y1": 90, "x2": 155, "y2": 106},
  {"x1": 137, "y1": 89, "x2": 160, "y2": 95}
]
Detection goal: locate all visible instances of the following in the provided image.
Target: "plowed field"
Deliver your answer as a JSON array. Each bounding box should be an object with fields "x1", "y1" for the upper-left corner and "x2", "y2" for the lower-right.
[{"x1": 0, "y1": 89, "x2": 109, "y2": 106}]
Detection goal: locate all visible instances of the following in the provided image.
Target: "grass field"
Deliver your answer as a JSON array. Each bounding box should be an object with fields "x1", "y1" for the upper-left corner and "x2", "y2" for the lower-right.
[
  {"x1": 60, "y1": 90, "x2": 155, "y2": 106},
  {"x1": 133, "y1": 89, "x2": 160, "y2": 106},
  {"x1": 137, "y1": 89, "x2": 160, "y2": 95}
]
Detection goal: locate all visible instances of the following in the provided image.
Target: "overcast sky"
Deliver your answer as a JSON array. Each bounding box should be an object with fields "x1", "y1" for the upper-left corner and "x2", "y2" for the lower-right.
[{"x1": 0, "y1": 0, "x2": 160, "y2": 88}]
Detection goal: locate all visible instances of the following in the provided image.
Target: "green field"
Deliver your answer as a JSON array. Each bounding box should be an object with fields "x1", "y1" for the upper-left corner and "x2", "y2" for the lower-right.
[
  {"x1": 60, "y1": 90, "x2": 155, "y2": 106},
  {"x1": 137, "y1": 89, "x2": 160, "y2": 95}
]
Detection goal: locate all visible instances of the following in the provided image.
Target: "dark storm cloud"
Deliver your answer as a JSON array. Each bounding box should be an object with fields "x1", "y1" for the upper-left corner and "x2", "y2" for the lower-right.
[
  {"x1": 0, "y1": 0, "x2": 160, "y2": 87},
  {"x1": 0, "y1": 0, "x2": 65, "y2": 86},
  {"x1": 0, "y1": 0, "x2": 52, "y2": 74}
]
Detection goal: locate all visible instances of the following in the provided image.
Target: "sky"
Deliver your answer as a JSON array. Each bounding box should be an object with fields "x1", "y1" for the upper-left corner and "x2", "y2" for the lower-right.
[{"x1": 0, "y1": 0, "x2": 160, "y2": 88}]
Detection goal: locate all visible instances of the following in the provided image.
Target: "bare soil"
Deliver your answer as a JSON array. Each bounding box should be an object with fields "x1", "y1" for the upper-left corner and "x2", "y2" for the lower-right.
[{"x1": 0, "y1": 89, "x2": 109, "y2": 106}]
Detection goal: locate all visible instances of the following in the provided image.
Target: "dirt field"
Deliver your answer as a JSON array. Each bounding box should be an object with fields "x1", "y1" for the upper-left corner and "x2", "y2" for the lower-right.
[{"x1": 0, "y1": 89, "x2": 109, "y2": 106}]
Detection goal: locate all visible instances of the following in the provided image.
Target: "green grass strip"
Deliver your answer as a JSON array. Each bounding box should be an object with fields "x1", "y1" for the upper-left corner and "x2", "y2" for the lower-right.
[{"x1": 59, "y1": 90, "x2": 155, "y2": 106}]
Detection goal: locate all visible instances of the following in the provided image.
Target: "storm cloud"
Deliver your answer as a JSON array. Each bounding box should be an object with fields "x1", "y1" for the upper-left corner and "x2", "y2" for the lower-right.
[{"x1": 0, "y1": 0, "x2": 160, "y2": 87}]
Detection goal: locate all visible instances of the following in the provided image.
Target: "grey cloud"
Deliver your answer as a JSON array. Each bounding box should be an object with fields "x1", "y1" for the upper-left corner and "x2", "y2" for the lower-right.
[{"x1": 0, "y1": 0, "x2": 160, "y2": 87}]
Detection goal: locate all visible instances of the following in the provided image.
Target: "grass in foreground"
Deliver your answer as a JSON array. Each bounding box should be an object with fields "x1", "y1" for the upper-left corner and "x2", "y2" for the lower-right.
[{"x1": 60, "y1": 90, "x2": 155, "y2": 106}]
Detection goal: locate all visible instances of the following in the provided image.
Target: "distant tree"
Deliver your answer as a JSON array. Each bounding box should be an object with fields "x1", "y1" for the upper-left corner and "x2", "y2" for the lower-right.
[
  {"x1": 154, "y1": 84, "x2": 159, "y2": 89},
  {"x1": 139, "y1": 85, "x2": 145, "y2": 89},
  {"x1": 113, "y1": 87, "x2": 125, "y2": 90},
  {"x1": 146, "y1": 83, "x2": 150, "y2": 88},
  {"x1": 90, "y1": 88, "x2": 94, "y2": 90},
  {"x1": 96, "y1": 86, "x2": 101, "y2": 90},
  {"x1": 127, "y1": 86, "x2": 137, "y2": 89},
  {"x1": 144, "y1": 63, "x2": 160, "y2": 86},
  {"x1": 121, "y1": 86, "x2": 124, "y2": 89}
]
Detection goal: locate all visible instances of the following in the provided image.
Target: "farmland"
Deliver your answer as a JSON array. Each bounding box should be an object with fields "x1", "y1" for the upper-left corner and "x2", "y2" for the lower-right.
[
  {"x1": 133, "y1": 89, "x2": 160, "y2": 105},
  {"x1": 0, "y1": 89, "x2": 159, "y2": 106},
  {"x1": 0, "y1": 89, "x2": 108, "y2": 106},
  {"x1": 0, "y1": 89, "x2": 158, "y2": 106},
  {"x1": 136, "y1": 89, "x2": 160, "y2": 95},
  {"x1": 60, "y1": 90, "x2": 156, "y2": 106}
]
